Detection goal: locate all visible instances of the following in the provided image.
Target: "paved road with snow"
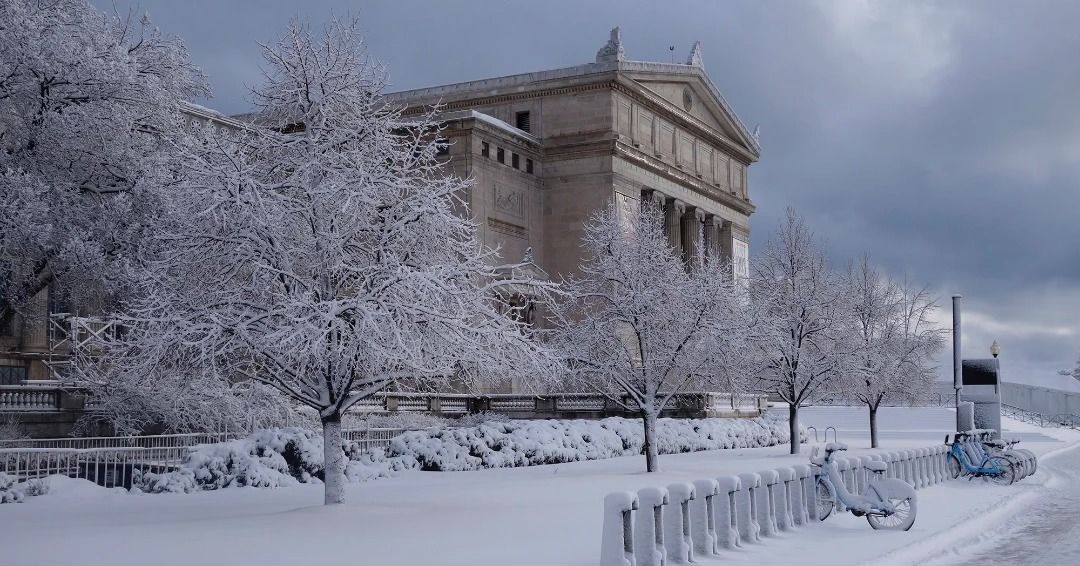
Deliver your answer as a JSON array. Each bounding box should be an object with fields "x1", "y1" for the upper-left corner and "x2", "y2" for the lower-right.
[{"x1": 953, "y1": 443, "x2": 1080, "y2": 565}]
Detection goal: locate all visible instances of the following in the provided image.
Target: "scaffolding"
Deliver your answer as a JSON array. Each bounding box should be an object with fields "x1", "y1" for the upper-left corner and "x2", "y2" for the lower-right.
[{"x1": 44, "y1": 313, "x2": 120, "y2": 380}]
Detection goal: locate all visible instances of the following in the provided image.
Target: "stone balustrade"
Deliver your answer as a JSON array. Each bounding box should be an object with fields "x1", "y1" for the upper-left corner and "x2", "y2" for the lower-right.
[
  {"x1": 600, "y1": 443, "x2": 956, "y2": 566},
  {"x1": 0, "y1": 386, "x2": 60, "y2": 411}
]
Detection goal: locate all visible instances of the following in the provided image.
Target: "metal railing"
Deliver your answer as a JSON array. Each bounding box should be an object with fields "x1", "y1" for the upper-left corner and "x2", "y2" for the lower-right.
[
  {"x1": 1, "y1": 427, "x2": 412, "y2": 486},
  {"x1": 1001, "y1": 404, "x2": 1046, "y2": 427},
  {"x1": 0, "y1": 446, "x2": 189, "y2": 487}
]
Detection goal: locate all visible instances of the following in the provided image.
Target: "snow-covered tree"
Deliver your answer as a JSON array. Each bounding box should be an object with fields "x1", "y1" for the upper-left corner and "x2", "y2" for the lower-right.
[
  {"x1": 842, "y1": 256, "x2": 946, "y2": 447},
  {"x1": 750, "y1": 209, "x2": 852, "y2": 454},
  {"x1": 83, "y1": 19, "x2": 556, "y2": 505},
  {"x1": 549, "y1": 201, "x2": 754, "y2": 472},
  {"x1": 0, "y1": 0, "x2": 207, "y2": 327}
]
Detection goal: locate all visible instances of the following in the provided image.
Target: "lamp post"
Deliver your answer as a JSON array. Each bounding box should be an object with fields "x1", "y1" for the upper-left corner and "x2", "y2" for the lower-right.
[{"x1": 991, "y1": 340, "x2": 1001, "y2": 358}]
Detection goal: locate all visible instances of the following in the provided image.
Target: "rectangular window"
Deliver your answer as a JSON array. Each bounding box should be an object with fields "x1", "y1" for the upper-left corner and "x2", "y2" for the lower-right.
[
  {"x1": 512, "y1": 153, "x2": 520, "y2": 169},
  {"x1": 525, "y1": 159, "x2": 534, "y2": 174},
  {"x1": 481, "y1": 141, "x2": 490, "y2": 158},
  {"x1": 0, "y1": 366, "x2": 27, "y2": 386},
  {"x1": 515, "y1": 111, "x2": 531, "y2": 133},
  {"x1": 497, "y1": 147, "x2": 505, "y2": 164}
]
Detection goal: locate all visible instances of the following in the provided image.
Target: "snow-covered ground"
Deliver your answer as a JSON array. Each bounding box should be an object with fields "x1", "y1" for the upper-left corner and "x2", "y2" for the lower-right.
[{"x1": 1, "y1": 407, "x2": 1077, "y2": 566}]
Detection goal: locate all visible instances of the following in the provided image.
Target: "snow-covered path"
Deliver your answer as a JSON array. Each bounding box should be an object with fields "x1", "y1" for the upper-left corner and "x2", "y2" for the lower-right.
[{"x1": 932, "y1": 442, "x2": 1080, "y2": 565}]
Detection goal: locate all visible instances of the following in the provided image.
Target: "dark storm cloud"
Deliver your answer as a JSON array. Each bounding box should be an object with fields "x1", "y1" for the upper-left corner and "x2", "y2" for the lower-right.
[{"x1": 94, "y1": 0, "x2": 1080, "y2": 385}]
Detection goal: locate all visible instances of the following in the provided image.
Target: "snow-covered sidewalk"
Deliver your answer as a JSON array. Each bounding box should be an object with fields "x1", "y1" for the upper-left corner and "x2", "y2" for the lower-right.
[{"x1": 1, "y1": 412, "x2": 1077, "y2": 566}]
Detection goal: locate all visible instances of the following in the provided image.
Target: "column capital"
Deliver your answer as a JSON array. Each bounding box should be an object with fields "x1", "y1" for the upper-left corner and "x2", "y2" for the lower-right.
[
  {"x1": 671, "y1": 199, "x2": 686, "y2": 214},
  {"x1": 694, "y1": 208, "x2": 707, "y2": 222}
]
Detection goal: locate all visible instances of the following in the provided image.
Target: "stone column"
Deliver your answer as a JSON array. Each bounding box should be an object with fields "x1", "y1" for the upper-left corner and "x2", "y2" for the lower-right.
[
  {"x1": 682, "y1": 207, "x2": 706, "y2": 268},
  {"x1": 718, "y1": 220, "x2": 734, "y2": 264},
  {"x1": 665, "y1": 198, "x2": 685, "y2": 257},
  {"x1": 703, "y1": 214, "x2": 720, "y2": 261}
]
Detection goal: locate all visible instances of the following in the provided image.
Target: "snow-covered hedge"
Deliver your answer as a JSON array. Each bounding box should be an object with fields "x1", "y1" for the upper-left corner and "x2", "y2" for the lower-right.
[
  {"x1": 387, "y1": 413, "x2": 799, "y2": 472},
  {"x1": 130, "y1": 413, "x2": 800, "y2": 493},
  {"x1": 134, "y1": 427, "x2": 414, "y2": 494},
  {"x1": 0, "y1": 472, "x2": 49, "y2": 504}
]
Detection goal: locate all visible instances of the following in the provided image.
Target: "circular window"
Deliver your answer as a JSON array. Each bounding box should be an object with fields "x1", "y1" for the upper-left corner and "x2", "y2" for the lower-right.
[{"x1": 682, "y1": 88, "x2": 693, "y2": 111}]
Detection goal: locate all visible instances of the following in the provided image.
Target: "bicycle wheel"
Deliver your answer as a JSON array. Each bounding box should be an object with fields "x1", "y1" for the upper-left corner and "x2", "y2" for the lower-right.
[
  {"x1": 867, "y1": 496, "x2": 917, "y2": 531},
  {"x1": 815, "y1": 478, "x2": 835, "y2": 521},
  {"x1": 946, "y1": 454, "x2": 962, "y2": 479},
  {"x1": 986, "y1": 456, "x2": 1016, "y2": 486},
  {"x1": 1002, "y1": 453, "x2": 1027, "y2": 480}
]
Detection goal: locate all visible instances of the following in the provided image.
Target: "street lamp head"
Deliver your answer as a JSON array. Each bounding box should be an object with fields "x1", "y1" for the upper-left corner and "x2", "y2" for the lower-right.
[{"x1": 991, "y1": 340, "x2": 1001, "y2": 358}]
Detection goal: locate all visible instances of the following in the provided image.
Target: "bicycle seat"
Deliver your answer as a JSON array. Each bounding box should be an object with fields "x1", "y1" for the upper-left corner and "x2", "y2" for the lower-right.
[
  {"x1": 864, "y1": 460, "x2": 887, "y2": 473},
  {"x1": 825, "y1": 442, "x2": 848, "y2": 452}
]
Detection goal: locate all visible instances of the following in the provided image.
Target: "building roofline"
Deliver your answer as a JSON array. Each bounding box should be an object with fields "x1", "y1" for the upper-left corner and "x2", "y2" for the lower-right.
[{"x1": 385, "y1": 59, "x2": 760, "y2": 157}]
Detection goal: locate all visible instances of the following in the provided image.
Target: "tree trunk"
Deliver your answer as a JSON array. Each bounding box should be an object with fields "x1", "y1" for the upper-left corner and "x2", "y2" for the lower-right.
[
  {"x1": 641, "y1": 411, "x2": 660, "y2": 473},
  {"x1": 789, "y1": 403, "x2": 801, "y2": 454},
  {"x1": 322, "y1": 411, "x2": 346, "y2": 505},
  {"x1": 869, "y1": 405, "x2": 879, "y2": 449}
]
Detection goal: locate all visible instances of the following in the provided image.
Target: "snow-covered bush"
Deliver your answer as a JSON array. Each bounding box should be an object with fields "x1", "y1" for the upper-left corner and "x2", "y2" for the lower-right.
[
  {"x1": 0, "y1": 473, "x2": 49, "y2": 504},
  {"x1": 387, "y1": 414, "x2": 800, "y2": 472},
  {"x1": 134, "y1": 414, "x2": 801, "y2": 493}
]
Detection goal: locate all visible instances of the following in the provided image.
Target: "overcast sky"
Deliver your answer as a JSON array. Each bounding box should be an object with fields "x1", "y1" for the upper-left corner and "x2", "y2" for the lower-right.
[{"x1": 94, "y1": 0, "x2": 1080, "y2": 389}]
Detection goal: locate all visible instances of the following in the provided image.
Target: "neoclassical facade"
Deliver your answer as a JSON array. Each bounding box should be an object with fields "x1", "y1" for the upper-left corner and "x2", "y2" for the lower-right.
[
  {"x1": 385, "y1": 28, "x2": 759, "y2": 285},
  {"x1": 0, "y1": 29, "x2": 758, "y2": 396}
]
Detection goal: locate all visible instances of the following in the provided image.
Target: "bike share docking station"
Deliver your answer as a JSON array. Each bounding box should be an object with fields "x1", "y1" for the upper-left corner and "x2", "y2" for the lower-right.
[{"x1": 958, "y1": 358, "x2": 1003, "y2": 437}]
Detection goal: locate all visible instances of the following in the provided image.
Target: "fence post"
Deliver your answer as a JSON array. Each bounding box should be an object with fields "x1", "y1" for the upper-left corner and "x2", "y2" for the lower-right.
[
  {"x1": 601, "y1": 491, "x2": 639, "y2": 566},
  {"x1": 774, "y1": 467, "x2": 796, "y2": 531},
  {"x1": 634, "y1": 487, "x2": 668, "y2": 566},
  {"x1": 735, "y1": 472, "x2": 761, "y2": 544},
  {"x1": 663, "y1": 483, "x2": 695, "y2": 564},
  {"x1": 690, "y1": 479, "x2": 719, "y2": 558},
  {"x1": 714, "y1": 475, "x2": 741, "y2": 550}
]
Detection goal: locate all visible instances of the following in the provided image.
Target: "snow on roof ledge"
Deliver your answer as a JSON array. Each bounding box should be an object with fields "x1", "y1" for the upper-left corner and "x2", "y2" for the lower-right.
[{"x1": 436, "y1": 110, "x2": 541, "y2": 145}]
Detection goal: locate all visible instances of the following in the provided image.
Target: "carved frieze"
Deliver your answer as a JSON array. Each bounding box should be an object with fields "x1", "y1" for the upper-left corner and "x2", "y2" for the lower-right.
[{"x1": 493, "y1": 184, "x2": 525, "y2": 218}]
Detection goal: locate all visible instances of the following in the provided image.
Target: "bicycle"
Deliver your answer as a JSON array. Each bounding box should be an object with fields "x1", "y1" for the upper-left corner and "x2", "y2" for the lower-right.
[
  {"x1": 811, "y1": 442, "x2": 918, "y2": 530},
  {"x1": 944, "y1": 432, "x2": 1016, "y2": 485}
]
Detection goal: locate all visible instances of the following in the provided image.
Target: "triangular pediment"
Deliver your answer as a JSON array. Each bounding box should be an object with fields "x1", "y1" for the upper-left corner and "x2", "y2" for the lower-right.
[{"x1": 631, "y1": 75, "x2": 758, "y2": 158}]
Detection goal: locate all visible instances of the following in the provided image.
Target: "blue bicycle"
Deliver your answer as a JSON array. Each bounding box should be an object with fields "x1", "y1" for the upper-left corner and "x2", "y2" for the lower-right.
[
  {"x1": 945, "y1": 432, "x2": 1016, "y2": 485},
  {"x1": 811, "y1": 442, "x2": 918, "y2": 530}
]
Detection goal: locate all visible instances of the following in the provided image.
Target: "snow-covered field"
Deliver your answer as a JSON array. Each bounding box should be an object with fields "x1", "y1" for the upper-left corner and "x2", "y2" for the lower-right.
[{"x1": 1, "y1": 407, "x2": 1077, "y2": 566}]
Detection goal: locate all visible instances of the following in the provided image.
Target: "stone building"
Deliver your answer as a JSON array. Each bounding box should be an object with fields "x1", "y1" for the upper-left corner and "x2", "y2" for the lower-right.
[
  {"x1": 384, "y1": 28, "x2": 759, "y2": 289},
  {"x1": 0, "y1": 28, "x2": 759, "y2": 404}
]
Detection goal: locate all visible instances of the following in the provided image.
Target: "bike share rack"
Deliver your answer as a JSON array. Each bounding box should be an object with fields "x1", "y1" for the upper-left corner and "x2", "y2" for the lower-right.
[
  {"x1": 805, "y1": 426, "x2": 838, "y2": 444},
  {"x1": 600, "y1": 436, "x2": 974, "y2": 566}
]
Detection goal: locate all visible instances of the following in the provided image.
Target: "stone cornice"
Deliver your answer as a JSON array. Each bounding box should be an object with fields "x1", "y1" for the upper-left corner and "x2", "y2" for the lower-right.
[{"x1": 615, "y1": 140, "x2": 755, "y2": 216}]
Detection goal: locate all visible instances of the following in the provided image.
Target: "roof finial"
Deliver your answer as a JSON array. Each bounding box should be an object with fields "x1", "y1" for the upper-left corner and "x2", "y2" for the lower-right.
[
  {"x1": 596, "y1": 27, "x2": 625, "y2": 64},
  {"x1": 686, "y1": 41, "x2": 703, "y2": 67}
]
